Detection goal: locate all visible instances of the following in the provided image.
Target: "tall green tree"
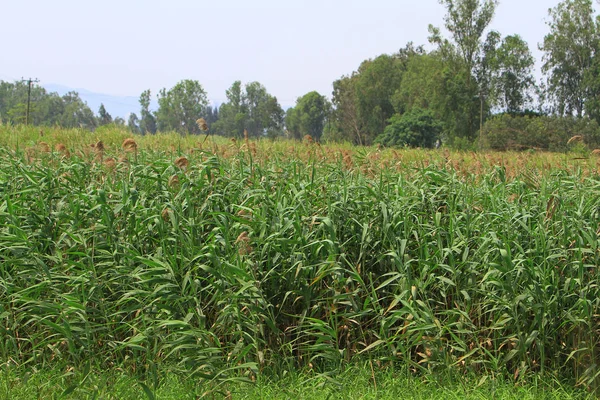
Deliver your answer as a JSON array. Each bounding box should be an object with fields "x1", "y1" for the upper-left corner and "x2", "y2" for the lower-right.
[
  {"x1": 1, "y1": 81, "x2": 51, "y2": 125},
  {"x1": 203, "y1": 105, "x2": 219, "y2": 133},
  {"x1": 41, "y1": 94, "x2": 66, "y2": 126},
  {"x1": 400, "y1": 47, "x2": 480, "y2": 145},
  {"x1": 495, "y1": 35, "x2": 536, "y2": 113},
  {"x1": 476, "y1": 30, "x2": 501, "y2": 132},
  {"x1": 429, "y1": 0, "x2": 498, "y2": 143},
  {"x1": 0, "y1": 81, "x2": 33, "y2": 124},
  {"x1": 213, "y1": 81, "x2": 284, "y2": 138},
  {"x1": 331, "y1": 74, "x2": 363, "y2": 144},
  {"x1": 155, "y1": 80, "x2": 209, "y2": 135},
  {"x1": 98, "y1": 103, "x2": 113, "y2": 126},
  {"x1": 585, "y1": 50, "x2": 600, "y2": 121},
  {"x1": 0, "y1": 80, "x2": 98, "y2": 129},
  {"x1": 394, "y1": 52, "x2": 445, "y2": 113},
  {"x1": 244, "y1": 81, "x2": 284, "y2": 137},
  {"x1": 433, "y1": 0, "x2": 498, "y2": 84},
  {"x1": 540, "y1": 0, "x2": 599, "y2": 116},
  {"x1": 354, "y1": 54, "x2": 406, "y2": 141},
  {"x1": 127, "y1": 112, "x2": 140, "y2": 134},
  {"x1": 439, "y1": 60, "x2": 482, "y2": 146},
  {"x1": 59, "y1": 91, "x2": 97, "y2": 129},
  {"x1": 393, "y1": 50, "x2": 477, "y2": 144},
  {"x1": 285, "y1": 91, "x2": 330, "y2": 141},
  {"x1": 331, "y1": 44, "x2": 423, "y2": 145},
  {"x1": 213, "y1": 81, "x2": 245, "y2": 137},
  {"x1": 139, "y1": 89, "x2": 157, "y2": 134}
]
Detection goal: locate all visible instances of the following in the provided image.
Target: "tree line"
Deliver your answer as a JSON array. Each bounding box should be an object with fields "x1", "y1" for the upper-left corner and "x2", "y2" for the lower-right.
[{"x1": 1, "y1": 0, "x2": 600, "y2": 151}]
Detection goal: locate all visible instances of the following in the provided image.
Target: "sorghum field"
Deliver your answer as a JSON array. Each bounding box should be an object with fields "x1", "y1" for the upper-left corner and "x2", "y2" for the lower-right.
[{"x1": 0, "y1": 125, "x2": 599, "y2": 398}]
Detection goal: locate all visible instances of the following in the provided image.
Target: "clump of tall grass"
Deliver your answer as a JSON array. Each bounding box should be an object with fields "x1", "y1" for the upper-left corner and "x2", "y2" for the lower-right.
[
  {"x1": 567, "y1": 135, "x2": 584, "y2": 145},
  {"x1": 196, "y1": 118, "x2": 209, "y2": 132},
  {"x1": 55, "y1": 143, "x2": 70, "y2": 158},
  {"x1": 122, "y1": 137, "x2": 137, "y2": 151},
  {"x1": 174, "y1": 156, "x2": 189, "y2": 170},
  {"x1": 0, "y1": 127, "x2": 599, "y2": 391}
]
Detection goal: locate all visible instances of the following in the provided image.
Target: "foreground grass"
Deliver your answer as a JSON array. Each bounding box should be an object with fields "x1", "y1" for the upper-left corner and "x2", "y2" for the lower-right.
[
  {"x1": 1, "y1": 125, "x2": 600, "y2": 394},
  {"x1": 1, "y1": 365, "x2": 594, "y2": 400}
]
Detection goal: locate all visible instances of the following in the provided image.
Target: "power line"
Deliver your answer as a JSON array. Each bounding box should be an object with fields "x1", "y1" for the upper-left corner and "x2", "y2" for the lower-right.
[{"x1": 21, "y1": 77, "x2": 39, "y2": 125}]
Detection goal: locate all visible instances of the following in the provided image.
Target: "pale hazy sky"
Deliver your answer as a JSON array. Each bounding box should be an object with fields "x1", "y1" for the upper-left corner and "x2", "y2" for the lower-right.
[{"x1": 1, "y1": 0, "x2": 562, "y2": 106}]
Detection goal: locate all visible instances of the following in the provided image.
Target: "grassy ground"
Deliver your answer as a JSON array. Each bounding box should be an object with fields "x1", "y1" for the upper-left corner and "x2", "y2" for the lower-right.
[{"x1": 1, "y1": 365, "x2": 594, "y2": 400}]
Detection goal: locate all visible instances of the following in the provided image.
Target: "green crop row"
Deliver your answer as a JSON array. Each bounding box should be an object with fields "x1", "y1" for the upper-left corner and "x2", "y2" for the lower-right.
[{"x1": 0, "y1": 145, "x2": 598, "y2": 391}]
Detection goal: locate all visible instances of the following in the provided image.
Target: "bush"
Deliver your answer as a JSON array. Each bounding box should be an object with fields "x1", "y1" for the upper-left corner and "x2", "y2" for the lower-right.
[
  {"x1": 482, "y1": 114, "x2": 600, "y2": 152},
  {"x1": 375, "y1": 108, "x2": 442, "y2": 148},
  {"x1": 448, "y1": 135, "x2": 477, "y2": 151},
  {"x1": 321, "y1": 120, "x2": 346, "y2": 143}
]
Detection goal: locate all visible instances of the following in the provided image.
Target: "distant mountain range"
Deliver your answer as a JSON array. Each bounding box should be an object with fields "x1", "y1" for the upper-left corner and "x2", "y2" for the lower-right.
[{"x1": 43, "y1": 84, "x2": 155, "y2": 119}]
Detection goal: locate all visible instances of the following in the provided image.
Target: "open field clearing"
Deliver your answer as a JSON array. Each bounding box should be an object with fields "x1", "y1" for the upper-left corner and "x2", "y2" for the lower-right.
[{"x1": 0, "y1": 125, "x2": 599, "y2": 397}]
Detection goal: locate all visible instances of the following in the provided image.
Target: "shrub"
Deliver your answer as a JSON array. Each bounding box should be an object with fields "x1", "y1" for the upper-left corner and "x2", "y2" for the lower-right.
[
  {"x1": 375, "y1": 108, "x2": 442, "y2": 148},
  {"x1": 482, "y1": 114, "x2": 600, "y2": 152}
]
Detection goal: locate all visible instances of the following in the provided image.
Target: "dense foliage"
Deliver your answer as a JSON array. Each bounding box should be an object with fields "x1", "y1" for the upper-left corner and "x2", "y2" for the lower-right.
[
  {"x1": 375, "y1": 108, "x2": 442, "y2": 148},
  {"x1": 482, "y1": 114, "x2": 600, "y2": 152},
  {"x1": 212, "y1": 81, "x2": 284, "y2": 139},
  {"x1": 1, "y1": 126, "x2": 599, "y2": 391},
  {"x1": 155, "y1": 80, "x2": 209, "y2": 135},
  {"x1": 285, "y1": 91, "x2": 331, "y2": 141},
  {"x1": 0, "y1": 81, "x2": 96, "y2": 129}
]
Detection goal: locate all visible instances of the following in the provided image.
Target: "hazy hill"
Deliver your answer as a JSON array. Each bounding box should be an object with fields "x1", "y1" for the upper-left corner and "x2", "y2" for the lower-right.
[{"x1": 43, "y1": 84, "x2": 152, "y2": 119}]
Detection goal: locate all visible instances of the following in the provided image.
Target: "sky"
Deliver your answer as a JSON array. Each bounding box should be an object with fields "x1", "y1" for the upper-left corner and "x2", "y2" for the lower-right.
[{"x1": 1, "y1": 0, "x2": 562, "y2": 108}]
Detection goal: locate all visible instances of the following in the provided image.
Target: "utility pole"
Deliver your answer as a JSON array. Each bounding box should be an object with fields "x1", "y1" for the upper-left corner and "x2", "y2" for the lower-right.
[{"x1": 21, "y1": 77, "x2": 39, "y2": 125}]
